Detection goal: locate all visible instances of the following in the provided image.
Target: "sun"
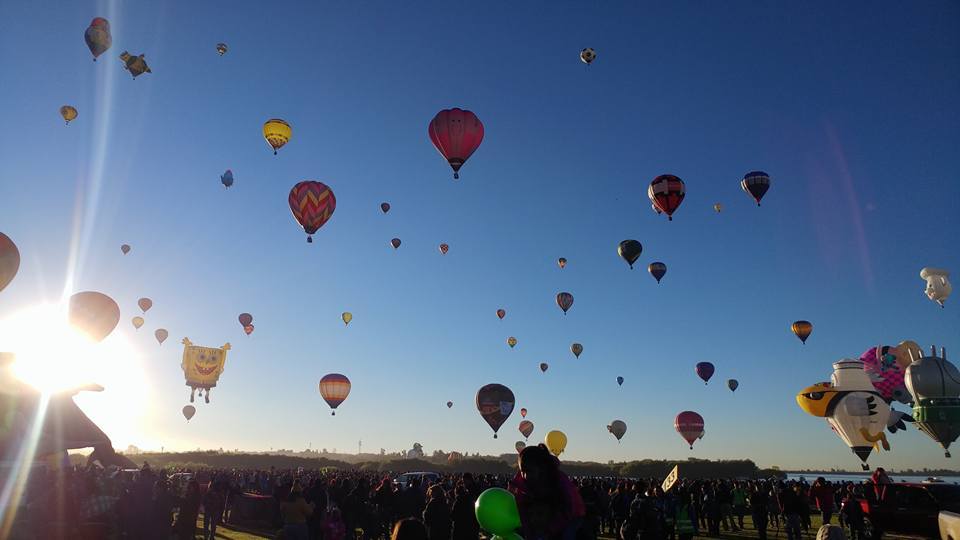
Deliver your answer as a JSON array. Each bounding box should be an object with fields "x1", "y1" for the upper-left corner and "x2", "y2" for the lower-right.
[{"x1": 0, "y1": 303, "x2": 151, "y2": 449}]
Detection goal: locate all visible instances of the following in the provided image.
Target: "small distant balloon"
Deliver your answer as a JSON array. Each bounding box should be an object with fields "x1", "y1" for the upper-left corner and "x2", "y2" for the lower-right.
[
  {"x1": 119, "y1": 51, "x2": 151, "y2": 79},
  {"x1": 60, "y1": 105, "x2": 78, "y2": 125},
  {"x1": 556, "y1": 292, "x2": 574, "y2": 314},
  {"x1": 496, "y1": 309, "x2": 506, "y2": 320},
  {"x1": 132, "y1": 316, "x2": 144, "y2": 330},
  {"x1": 727, "y1": 379, "x2": 739, "y2": 392},
  {"x1": 0, "y1": 232, "x2": 21, "y2": 293},
  {"x1": 380, "y1": 202, "x2": 391, "y2": 214},
  {"x1": 791, "y1": 321, "x2": 813, "y2": 344},
  {"x1": 618, "y1": 240, "x2": 642, "y2": 269},
  {"x1": 607, "y1": 420, "x2": 627, "y2": 442},
  {"x1": 120, "y1": 244, "x2": 130, "y2": 255},
  {"x1": 617, "y1": 376, "x2": 624, "y2": 386},
  {"x1": 447, "y1": 401, "x2": 453, "y2": 409},
  {"x1": 714, "y1": 203, "x2": 722, "y2": 213},
  {"x1": 221, "y1": 169, "x2": 234, "y2": 188},
  {"x1": 648, "y1": 262, "x2": 666, "y2": 283},
  {"x1": 138, "y1": 298, "x2": 153, "y2": 313},
  {"x1": 342, "y1": 312, "x2": 352, "y2": 326},
  {"x1": 539, "y1": 362, "x2": 548, "y2": 373},
  {"x1": 238, "y1": 313, "x2": 253, "y2": 327},
  {"x1": 391, "y1": 238, "x2": 401, "y2": 249},
  {"x1": 558, "y1": 258, "x2": 567, "y2": 269},
  {"x1": 264, "y1": 119, "x2": 291, "y2": 155},
  {"x1": 243, "y1": 325, "x2": 254, "y2": 335},
  {"x1": 741, "y1": 171, "x2": 771, "y2": 206},
  {"x1": 515, "y1": 441, "x2": 526, "y2": 453},
  {"x1": 182, "y1": 405, "x2": 196, "y2": 421},
  {"x1": 216, "y1": 43, "x2": 227, "y2": 56},
  {"x1": 507, "y1": 336, "x2": 517, "y2": 348},
  {"x1": 571, "y1": 343, "x2": 583, "y2": 358},
  {"x1": 519, "y1": 420, "x2": 534, "y2": 440},
  {"x1": 154, "y1": 328, "x2": 168, "y2": 345},
  {"x1": 520, "y1": 408, "x2": 527, "y2": 418},
  {"x1": 439, "y1": 243, "x2": 449, "y2": 255},
  {"x1": 84, "y1": 18, "x2": 111, "y2": 61},
  {"x1": 580, "y1": 48, "x2": 596, "y2": 65},
  {"x1": 696, "y1": 362, "x2": 715, "y2": 384}
]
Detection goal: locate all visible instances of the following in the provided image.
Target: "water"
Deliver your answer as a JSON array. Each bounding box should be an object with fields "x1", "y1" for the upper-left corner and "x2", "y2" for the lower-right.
[{"x1": 787, "y1": 473, "x2": 960, "y2": 484}]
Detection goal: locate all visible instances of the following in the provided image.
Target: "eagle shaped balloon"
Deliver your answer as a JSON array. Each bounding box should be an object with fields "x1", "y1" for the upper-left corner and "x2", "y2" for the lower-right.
[
  {"x1": 797, "y1": 359, "x2": 911, "y2": 470},
  {"x1": 181, "y1": 338, "x2": 230, "y2": 403}
]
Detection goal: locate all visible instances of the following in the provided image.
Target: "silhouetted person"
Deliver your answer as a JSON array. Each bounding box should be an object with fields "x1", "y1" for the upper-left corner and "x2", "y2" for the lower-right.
[
  {"x1": 423, "y1": 484, "x2": 451, "y2": 540},
  {"x1": 392, "y1": 517, "x2": 429, "y2": 540},
  {"x1": 509, "y1": 443, "x2": 585, "y2": 540}
]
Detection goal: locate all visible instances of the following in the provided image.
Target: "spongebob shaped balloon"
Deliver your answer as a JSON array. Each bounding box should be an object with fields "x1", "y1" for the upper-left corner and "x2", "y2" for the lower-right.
[
  {"x1": 797, "y1": 359, "x2": 911, "y2": 470},
  {"x1": 181, "y1": 338, "x2": 230, "y2": 403}
]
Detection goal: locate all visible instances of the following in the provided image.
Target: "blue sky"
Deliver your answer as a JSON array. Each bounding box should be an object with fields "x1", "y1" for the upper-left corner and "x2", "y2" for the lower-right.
[{"x1": 0, "y1": 1, "x2": 958, "y2": 469}]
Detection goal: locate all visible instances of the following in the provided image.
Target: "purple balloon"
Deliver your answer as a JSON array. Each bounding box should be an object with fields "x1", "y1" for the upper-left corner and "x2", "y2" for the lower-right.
[{"x1": 695, "y1": 362, "x2": 715, "y2": 384}]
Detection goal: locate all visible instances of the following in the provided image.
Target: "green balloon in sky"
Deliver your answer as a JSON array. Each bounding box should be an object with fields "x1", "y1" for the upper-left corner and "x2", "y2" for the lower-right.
[{"x1": 475, "y1": 487, "x2": 521, "y2": 537}]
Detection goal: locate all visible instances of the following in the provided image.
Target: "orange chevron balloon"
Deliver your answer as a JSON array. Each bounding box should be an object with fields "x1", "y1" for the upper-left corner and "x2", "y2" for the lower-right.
[{"x1": 288, "y1": 181, "x2": 336, "y2": 243}]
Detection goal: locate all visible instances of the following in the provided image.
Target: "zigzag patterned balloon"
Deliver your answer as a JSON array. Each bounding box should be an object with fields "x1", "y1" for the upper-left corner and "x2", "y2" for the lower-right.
[{"x1": 288, "y1": 181, "x2": 336, "y2": 243}]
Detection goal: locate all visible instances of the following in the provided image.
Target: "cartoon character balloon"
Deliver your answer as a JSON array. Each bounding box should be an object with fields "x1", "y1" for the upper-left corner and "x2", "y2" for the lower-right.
[
  {"x1": 68, "y1": 291, "x2": 120, "y2": 342},
  {"x1": 796, "y1": 359, "x2": 911, "y2": 470},
  {"x1": 288, "y1": 181, "x2": 336, "y2": 243},
  {"x1": 545, "y1": 430, "x2": 567, "y2": 456},
  {"x1": 263, "y1": 119, "x2": 291, "y2": 155},
  {"x1": 319, "y1": 373, "x2": 351, "y2": 415},
  {"x1": 84, "y1": 18, "x2": 111, "y2": 60},
  {"x1": 675, "y1": 411, "x2": 705, "y2": 449},
  {"x1": 119, "y1": 52, "x2": 151, "y2": 79},
  {"x1": 648, "y1": 175, "x2": 686, "y2": 220},
  {"x1": 607, "y1": 420, "x2": 627, "y2": 442},
  {"x1": 428, "y1": 108, "x2": 484, "y2": 179},
  {"x1": 920, "y1": 268, "x2": 952, "y2": 308},
  {"x1": 181, "y1": 338, "x2": 230, "y2": 403},
  {"x1": 860, "y1": 345, "x2": 910, "y2": 404},
  {"x1": 0, "y1": 232, "x2": 20, "y2": 293},
  {"x1": 476, "y1": 383, "x2": 515, "y2": 438},
  {"x1": 556, "y1": 292, "x2": 574, "y2": 314}
]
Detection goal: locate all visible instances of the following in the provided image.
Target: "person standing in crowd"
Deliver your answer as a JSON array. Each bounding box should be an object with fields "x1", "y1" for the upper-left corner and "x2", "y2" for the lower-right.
[
  {"x1": 450, "y1": 480, "x2": 480, "y2": 540},
  {"x1": 749, "y1": 481, "x2": 769, "y2": 540},
  {"x1": 392, "y1": 517, "x2": 429, "y2": 540},
  {"x1": 619, "y1": 480, "x2": 664, "y2": 540},
  {"x1": 282, "y1": 480, "x2": 315, "y2": 540},
  {"x1": 810, "y1": 478, "x2": 836, "y2": 525},
  {"x1": 202, "y1": 481, "x2": 227, "y2": 540},
  {"x1": 173, "y1": 480, "x2": 202, "y2": 540},
  {"x1": 509, "y1": 444, "x2": 585, "y2": 540},
  {"x1": 778, "y1": 483, "x2": 803, "y2": 540},
  {"x1": 423, "y1": 484, "x2": 452, "y2": 540},
  {"x1": 673, "y1": 489, "x2": 698, "y2": 540},
  {"x1": 840, "y1": 487, "x2": 865, "y2": 540},
  {"x1": 731, "y1": 481, "x2": 748, "y2": 530}
]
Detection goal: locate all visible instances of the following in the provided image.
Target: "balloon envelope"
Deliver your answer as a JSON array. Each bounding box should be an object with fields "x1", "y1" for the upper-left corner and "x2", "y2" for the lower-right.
[
  {"x1": 68, "y1": 291, "x2": 120, "y2": 342},
  {"x1": 221, "y1": 169, "x2": 234, "y2": 188},
  {"x1": 439, "y1": 243, "x2": 449, "y2": 255},
  {"x1": 120, "y1": 244, "x2": 130, "y2": 255},
  {"x1": 447, "y1": 401, "x2": 453, "y2": 408},
  {"x1": 648, "y1": 175, "x2": 686, "y2": 220},
  {"x1": 131, "y1": 316, "x2": 144, "y2": 330},
  {"x1": 60, "y1": 105, "x2": 78, "y2": 124},
  {"x1": 380, "y1": 202, "x2": 390, "y2": 214},
  {"x1": 648, "y1": 262, "x2": 667, "y2": 283},
  {"x1": 238, "y1": 313, "x2": 253, "y2": 327},
  {"x1": 608, "y1": 420, "x2": 627, "y2": 441},
  {"x1": 617, "y1": 376, "x2": 624, "y2": 386},
  {"x1": 429, "y1": 108, "x2": 484, "y2": 179},
  {"x1": 515, "y1": 441, "x2": 526, "y2": 453},
  {"x1": 556, "y1": 292, "x2": 574, "y2": 314},
  {"x1": 518, "y1": 420, "x2": 534, "y2": 439},
  {"x1": 675, "y1": 411, "x2": 705, "y2": 448},
  {"x1": 618, "y1": 240, "x2": 642, "y2": 269},
  {"x1": 474, "y1": 488, "x2": 521, "y2": 537},
  {"x1": 182, "y1": 405, "x2": 195, "y2": 421},
  {"x1": 727, "y1": 379, "x2": 739, "y2": 392},
  {"x1": 571, "y1": 343, "x2": 583, "y2": 358},
  {"x1": 507, "y1": 337, "x2": 517, "y2": 348},
  {"x1": 792, "y1": 321, "x2": 813, "y2": 344},
  {"x1": 545, "y1": 430, "x2": 567, "y2": 456},
  {"x1": 558, "y1": 258, "x2": 567, "y2": 269},
  {"x1": 84, "y1": 18, "x2": 112, "y2": 60},
  {"x1": 520, "y1": 408, "x2": 527, "y2": 418},
  {"x1": 263, "y1": 119, "x2": 291, "y2": 154},
  {"x1": 342, "y1": 312, "x2": 352, "y2": 325},
  {"x1": 476, "y1": 384, "x2": 515, "y2": 438},
  {"x1": 0, "y1": 232, "x2": 20, "y2": 293},
  {"x1": 497, "y1": 309, "x2": 506, "y2": 320},
  {"x1": 391, "y1": 238, "x2": 401, "y2": 249},
  {"x1": 319, "y1": 374, "x2": 351, "y2": 415},
  {"x1": 154, "y1": 329, "x2": 168, "y2": 345},
  {"x1": 138, "y1": 298, "x2": 153, "y2": 313},
  {"x1": 288, "y1": 181, "x2": 336, "y2": 243},
  {"x1": 539, "y1": 362, "x2": 548, "y2": 373},
  {"x1": 695, "y1": 362, "x2": 715, "y2": 384},
  {"x1": 741, "y1": 171, "x2": 771, "y2": 206}
]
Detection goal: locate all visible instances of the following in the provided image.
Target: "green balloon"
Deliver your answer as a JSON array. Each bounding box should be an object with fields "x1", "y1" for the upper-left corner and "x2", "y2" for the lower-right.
[{"x1": 475, "y1": 487, "x2": 521, "y2": 536}]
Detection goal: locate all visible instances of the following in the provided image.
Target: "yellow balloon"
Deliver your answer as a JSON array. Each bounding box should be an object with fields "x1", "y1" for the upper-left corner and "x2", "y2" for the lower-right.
[
  {"x1": 263, "y1": 118, "x2": 291, "y2": 155},
  {"x1": 894, "y1": 340, "x2": 922, "y2": 369},
  {"x1": 342, "y1": 312, "x2": 352, "y2": 326},
  {"x1": 545, "y1": 430, "x2": 567, "y2": 457},
  {"x1": 131, "y1": 316, "x2": 144, "y2": 330},
  {"x1": 60, "y1": 105, "x2": 78, "y2": 124}
]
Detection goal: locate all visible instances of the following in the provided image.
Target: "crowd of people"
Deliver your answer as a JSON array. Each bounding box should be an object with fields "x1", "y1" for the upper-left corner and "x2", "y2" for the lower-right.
[{"x1": 7, "y1": 446, "x2": 898, "y2": 539}]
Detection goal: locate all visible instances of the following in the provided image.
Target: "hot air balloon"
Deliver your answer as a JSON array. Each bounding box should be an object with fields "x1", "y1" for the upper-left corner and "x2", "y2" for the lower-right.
[
  {"x1": 520, "y1": 408, "x2": 527, "y2": 418},
  {"x1": 518, "y1": 420, "x2": 534, "y2": 440},
  {"x1": 791, "y1": 321, "x2": 813, "y2": 344},
  {"x1": 714, "y1": 203, "x2": 722, "y2": 213},
  {"x1": 741, "y1": 171, "x2": 771, "y2": 206},
  {"x1": 380, "y1": 202, "x2": 390, "y2": 214},
  {"x1": 920, "y1": 268, "x2": 952, "y2": 308},
  {"x1": 447, "y1": 401, "x2": 453, "y2": 409},
  {"x1": 648, "y1": 175, "x2": 686, "y2": 220},
  {"x1": 695, "y1": 362, "x2": 714, "y2": 384},
  {"x1": 507, "y1": 337, "x2": 517, "y2": 348},
  {"x1": 288, "y1": 181, "x2": 336, "y2": 243},
  {"x1": 390, "y1": 238, "x2": 401, "y2": 249},
  {"x1": 216, "y1": 43, "x2": 227, "y2": 56},
  {"x1": 138, "y1": 298, "x2": 153, "y2": 313},
  {"x1": 618, "y1": 240, "x2": 642, "y2": 269},
  {"x1": 68, "y1": 291, "x2": 120, "y2": 342},
  {"x1": 238, "y1": 313, "x2": 253, "y2": 327},
  {"x1": 263, "y1": 119, "x2": 291, "y2": 155},
  {"x1": 797, "y1": 360, "x2": 910, "y2": 469},
  {"x1": 439, "y1": 243, "x2": 449, "y2": 255},
  {"x1": 905, "y1": 346, "x2": 960, "y2": 457},
  {"x1": 84, "y1": 18, "x2": 111, "y2": 60},
  {"x1": 428, "y1": 108, "x2": 484, "y2": 179},
  {"x1": 496, "y1": 309, "x2": 506, "y2": 320},
  {"x1": 648, "y1": 262, "x2": 666, "y2": 283},
  {"x1": 515, "y1": 441, "x2": 526, "y2": 453},
  {"x1": 181, "y1": 338, "x2": 230, "y2": 402},
  {"x1": 860, "y1": 345, "x2": 910, "y2": 404},
  {"x1": 617, "y1": 376, "x2": 624, "y2": 386},
  {"x1": 556, "y1": 292, "x2": 574, "y2": 314},
  {"x1": 120, "y1": 244, "x2": 130, "y2": 255},
  {"x1": 131, "y1": 316, "x2": 144, "y2": 330},
  {"x1": 675, "y1": 411, "x2": 705, "y2": 449},
  {"x1": 182, "y1": 405, "x2": 196, "y2": 421},
  {"x1": 243, "y1": 325, "x2": 254, "y2": 335},
  {"x1": 319, "y1": 374, "x2": 351, "y2": 415},
  {"x1": 476, "y1": 383, "x2": 515, "y2": 438},
  {"x1": 0, "y1": 232, "x2": 20, "y2": 293},
  {"x1": 727, "y1": 379, "x2": 739, "y2": 392},
  {"x1": 341, "y1": 312, "x2": 353, "y2": 326},
  {"x1": 221, "y1": 169, "x2": 234, "y2": 188},
  {"x1": 60, "y1": 106, "x2": 78, "y2": 125},
  {"x1": 894, "y1": 340, "x2": 922, "y2": 370},
  {"x1": 607, "y1": 420, "x2": 627, "y2": 442},
  {"x1": 119, "y1": 52, "x2": 151, "y2": 79},
  {"x1": 545, "y1": 430, "x2": 567, "y2": 456},
  {"x1": 155, "y1": 329, "x2": 168, "y2": 345},
  {"x1": 580, "y1": 48, "x2": 596, "y2": 64},
  {"x1": 558, "y1": 258, "x2": 567, "y2": 269},
  {"x1": 539, "y1": 363, "x2": 548, "y2": 373},
  {"x1": 571, "y1": 343, "x2": 583, "y2": 358}
]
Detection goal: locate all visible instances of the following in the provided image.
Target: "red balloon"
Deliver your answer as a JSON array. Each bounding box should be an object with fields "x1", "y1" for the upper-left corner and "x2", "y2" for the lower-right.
[
  {"x1": 520, "y1": 407, "x2": 527, "y2": 418},
  {"x1": 428, "y1": 108, "x2": 484, "y2": 179},
  {"x1": 289, "y1": 181, "x2": 336, "y2": 243},
  {"x1": 496, "y1": 309, "x2": 506, "y2": 320},
  {"x1": 239, "y1": 313, "x2": 253, "y2": 327},
  {"x1": 0, "y1": 232, "x2": 20, "y2": 293},
  {"x1": 391, "y1": 238, "x2": 401, "y2": 249},
  {"x1": 243, "y1": 324, "x2": 254, "y2": 336},
  {"x1": 648, "y1": 175, "x2": 686, "y2": 221},
  {"x1": 675, "y1": 411, "x2": 705, "y2": 449}
]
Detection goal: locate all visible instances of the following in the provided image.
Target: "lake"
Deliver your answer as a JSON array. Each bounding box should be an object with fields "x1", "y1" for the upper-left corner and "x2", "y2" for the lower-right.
[{"x1": 787, "y1": 473, "x2": 960, "y2": 484}]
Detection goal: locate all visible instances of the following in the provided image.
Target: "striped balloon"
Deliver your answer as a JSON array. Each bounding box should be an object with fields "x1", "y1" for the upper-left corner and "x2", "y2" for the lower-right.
[
  {"x1": 648, "y1": 174, "x2": 686, "y2": 220},
  {"x1": 319, "y1": 373, "x2": 351, "y2": 415},
  {"x1": 289, "y1": 181, "x2": 336, "y2": 243}
]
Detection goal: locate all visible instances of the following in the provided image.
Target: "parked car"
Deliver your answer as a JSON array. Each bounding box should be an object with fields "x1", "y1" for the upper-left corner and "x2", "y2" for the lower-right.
[
  {"x1": 859, "y1": 483, "x2": 960, "y2": 538},
  {"x1": 393, "y1": 471, "x2": 440, "y2": 490}
]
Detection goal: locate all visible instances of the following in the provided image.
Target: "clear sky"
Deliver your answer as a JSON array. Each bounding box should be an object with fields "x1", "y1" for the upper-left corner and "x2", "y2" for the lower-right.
[{"x1": 0, "y1": 1, "x2": 958, "y2": 470}]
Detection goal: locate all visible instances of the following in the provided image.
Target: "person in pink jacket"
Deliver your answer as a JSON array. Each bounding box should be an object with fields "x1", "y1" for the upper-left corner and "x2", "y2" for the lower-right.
[{"x1": 508, "y1": 444, "x2": 585, "y2": 540}]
